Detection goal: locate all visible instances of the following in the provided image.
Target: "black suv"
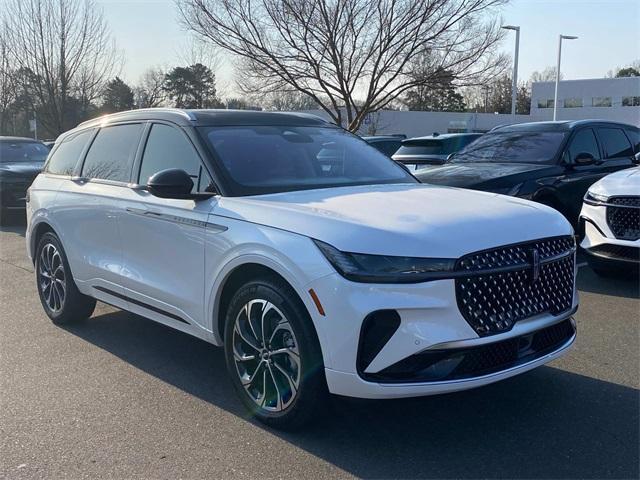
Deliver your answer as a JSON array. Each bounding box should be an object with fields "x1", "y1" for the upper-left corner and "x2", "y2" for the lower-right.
[{"x1": 415, "y1": 120, "x2": 640, "y2": 224}]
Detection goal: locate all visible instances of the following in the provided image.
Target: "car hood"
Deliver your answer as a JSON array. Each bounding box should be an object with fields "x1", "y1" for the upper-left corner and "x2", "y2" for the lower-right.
[
  {"x1": 589, "y1": 167, "x2": 640, "y2": 197},
  {"x1": 414, "y1": 162, "x2": 553, "y2": 188},
  {"x1": 213, "y1": 184, "x2": 572, "y2": 258},
  {"x1": 0, "y1": 161, "x2": 44, "y2": 177}
]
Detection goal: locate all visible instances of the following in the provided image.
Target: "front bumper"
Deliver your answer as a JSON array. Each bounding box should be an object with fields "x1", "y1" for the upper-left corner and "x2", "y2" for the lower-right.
[
  {"x1": 307, "y1": 270, "x2": 578, "y2": 399},
  {"x1": 579, "y1": 203, "x2": 640, "y2": 265},
  {"x1": 325, "y1": 319, "x2": 575, "y2": 399}
]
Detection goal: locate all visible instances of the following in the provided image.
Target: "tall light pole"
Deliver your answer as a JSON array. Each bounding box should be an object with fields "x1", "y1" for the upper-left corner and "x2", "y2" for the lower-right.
[
  {"x1": 502, "y1": 25, "x2": 520, "y2": 117},
  {"x1": 554, "y1": 34, "x2": 578, "y2": 121}
]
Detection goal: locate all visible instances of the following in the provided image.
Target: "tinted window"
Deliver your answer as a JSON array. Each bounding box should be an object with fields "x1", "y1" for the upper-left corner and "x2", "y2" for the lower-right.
[
  {"x1": 451, "y1": 131, "x2": 566, "y2": 164},
  {"x1": 82, "y1": 124, "x2": 142, "y2": 182},
  {"x1": 626, "y1": 129, "x2": 640, "y2": 153},
  {"x1": 200, "y1": 126, "x2": 415, "y2": 196},
  {"x1": 45, "y1": 130, "x2": 93, "y2": 175},
  {"x1": 597, "y1": 128, "x2": 633, "y2": 158},
  {"x1": 1, "y1": 140, "x2": 49, "y2": 164},
  {"x1": 568, "y1": 129, "x2": 600, "y2": 162},
  {"x1": 139, "y1": 124, "x2": 211, "y2": 192}
]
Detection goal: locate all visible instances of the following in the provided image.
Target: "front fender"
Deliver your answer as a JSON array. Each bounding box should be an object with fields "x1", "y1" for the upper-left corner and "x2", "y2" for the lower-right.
[{"x1": 203, "y1": 218, "x2": 334, "y2": 363}]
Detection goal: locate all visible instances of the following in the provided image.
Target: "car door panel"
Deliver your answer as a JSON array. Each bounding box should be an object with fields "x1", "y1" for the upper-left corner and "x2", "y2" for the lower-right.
[
  {"x1": 52, "y1": 179, "x2": 126, "y2": 295},
  {"x1": 116, "y1": 122, "x2": 217, "y2": 330},
  {"x1": 117, "y1": 189, "x2": 214, "y2": 328}
]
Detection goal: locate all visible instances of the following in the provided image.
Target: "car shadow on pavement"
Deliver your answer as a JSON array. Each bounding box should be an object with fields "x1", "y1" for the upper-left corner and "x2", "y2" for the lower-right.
[
  {"x1": 63, "y1": 308, "x2": 639, "y2": 480},
  {"x1": 577, "y1": 266, "x2": 639, "y2": 299}
]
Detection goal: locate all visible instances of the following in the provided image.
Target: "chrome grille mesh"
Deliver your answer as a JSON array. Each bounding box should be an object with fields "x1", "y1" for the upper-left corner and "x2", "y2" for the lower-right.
[
  {"x1": 455, "y1": 236, "x2": 575, "y2": 337},
  {"x1": 607, "y1": 197, "x2": 640, "y2": 241}
]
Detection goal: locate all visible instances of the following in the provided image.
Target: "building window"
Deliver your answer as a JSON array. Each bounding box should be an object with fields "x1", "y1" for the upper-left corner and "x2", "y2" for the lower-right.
[
  {"x1": 622, "y1": 96, "x2": 640, "y2": 107},
  {"x1": 592, "y1": 97, "x2": 612, "y2": 107},
  {"x1": 537, "y1": 99, "x2": 554, "y2": 108},
  {"x1": 563, "y1": 98, "x2": 583, "y2": 108}
]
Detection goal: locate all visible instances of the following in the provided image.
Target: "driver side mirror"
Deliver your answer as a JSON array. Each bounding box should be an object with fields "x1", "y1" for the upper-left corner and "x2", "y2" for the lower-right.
[
  {"x1": 574, "y1": 152, "x2": 597, "y2": 166},
  {"x1": 634, "y1": 152, "x2": 640, "y2": 164},
  {"x1": 147, "y1": 168, "x2": 215, "y2": 200}
]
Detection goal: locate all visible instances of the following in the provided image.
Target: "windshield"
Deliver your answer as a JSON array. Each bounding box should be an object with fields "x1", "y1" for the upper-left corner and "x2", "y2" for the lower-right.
[
  {"x1": 0, "y1": 141, "x2": 49, "y2": 163},
  {"x1": 200, "y1": 126, "x2": 416, "y2": 195},
  {"x1": 451, "y1": 131, "x2": 566, "y2": 164}
]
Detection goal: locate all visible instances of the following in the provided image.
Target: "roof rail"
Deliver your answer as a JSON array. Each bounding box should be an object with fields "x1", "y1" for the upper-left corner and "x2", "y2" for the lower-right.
[{"x1": 76, "y1": 108, "x2": 196, "y2": 128}]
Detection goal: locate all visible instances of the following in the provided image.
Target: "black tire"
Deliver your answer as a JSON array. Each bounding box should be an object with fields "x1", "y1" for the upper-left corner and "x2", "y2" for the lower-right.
[
  {"x1": 223, "y1": 275, "x2": 328, "y2": 430},
  {"x1": 35, "y1": 231, "x2": 96, "y2": 324}
]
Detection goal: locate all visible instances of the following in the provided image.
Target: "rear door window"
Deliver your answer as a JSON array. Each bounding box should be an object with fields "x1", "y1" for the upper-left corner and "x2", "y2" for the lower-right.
[
  {"x1": 596, "y1": 127, "x2": 634, "y2": 158},
  {"x1": 45, "y1": 130, "x2": 94, "y2": 175},
  {"x1": 82, "y1": 123, "x2": 142, "y2": 182},
  {"x1": 567, "y1": 129, "x2": 601, "y2": 162}
]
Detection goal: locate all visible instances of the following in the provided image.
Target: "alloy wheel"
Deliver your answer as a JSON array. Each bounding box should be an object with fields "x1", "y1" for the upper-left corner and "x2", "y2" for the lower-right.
[
  {"x1": 232, "y1": 299, "x2": 301, "y2": 412},
  {"x1": 38, "y1": 243, "x2": 66, "y2": 313}
]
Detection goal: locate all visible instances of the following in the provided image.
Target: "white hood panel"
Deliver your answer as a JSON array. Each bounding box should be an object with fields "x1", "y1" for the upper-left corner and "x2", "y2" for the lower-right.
[
  {"x1": 214, "y1": 184, "x2": 572, "y2": 258},
  {"x1": 590, "y1": 167, "x2": 640, "y2": 198}
]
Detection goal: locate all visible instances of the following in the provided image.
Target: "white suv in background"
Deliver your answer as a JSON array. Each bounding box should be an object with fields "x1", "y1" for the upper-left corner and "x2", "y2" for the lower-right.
[
  {"x1": 27, "y1": 109, "x2": 578, "y2": 429},
  {"x1": 580, "y1": 167, "x2": 640, "y2": 277}
]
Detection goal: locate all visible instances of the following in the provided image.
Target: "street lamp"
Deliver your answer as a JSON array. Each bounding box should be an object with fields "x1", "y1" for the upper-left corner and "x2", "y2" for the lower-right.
[
  {"x1": 502, "y1": 25, "x2": 520, "y2": 117},
  {"x1": 553, "y1": 34, "x2": 578, "y2": 121}
]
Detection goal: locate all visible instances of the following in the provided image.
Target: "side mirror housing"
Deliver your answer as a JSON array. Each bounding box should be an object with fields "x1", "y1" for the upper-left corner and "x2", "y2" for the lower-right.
[
  {"x1": 634, "y1": 152, "x2": 640, "y2": 164},
  {"x1": 574, "y1": 152, "x2": 597, "y2": 166},
  {"x1": 147, "y1": 168, "x2": 215, "y2": 200}
]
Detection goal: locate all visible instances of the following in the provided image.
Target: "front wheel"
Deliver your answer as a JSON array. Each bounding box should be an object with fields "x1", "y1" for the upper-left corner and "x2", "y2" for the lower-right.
[
  {"x1": 224, "y1": 276, "x2": 327, "y2": 430},
  {"x1": 35, "y1": 232, "x2": 96, "y2": 324}
]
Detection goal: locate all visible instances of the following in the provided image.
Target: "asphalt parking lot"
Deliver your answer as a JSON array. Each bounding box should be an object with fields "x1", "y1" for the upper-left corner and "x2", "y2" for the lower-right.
[{"x1": 1, "y1": 219, "x2": 638, "y2": 479}]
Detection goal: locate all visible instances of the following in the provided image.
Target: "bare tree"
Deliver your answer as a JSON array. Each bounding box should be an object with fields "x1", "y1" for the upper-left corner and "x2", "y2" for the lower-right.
[
  {"x1": 0, "y1": 26, "x2": 18, "y2": 133},
  {"x1": 1, "y1": 0, "x2": 120, "y2": 135},
  {"x1": 134, "y1": 67, "x2": 168, "y2": 108},
  {"x1": 530, "y1": 66, "x2": 562, "y2": 83},
  {"x1": 178, "y1": 0, "x2": 508, "y2": 131}
]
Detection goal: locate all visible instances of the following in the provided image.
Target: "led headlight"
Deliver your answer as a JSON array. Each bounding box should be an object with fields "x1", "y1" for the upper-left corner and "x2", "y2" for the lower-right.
[
  {"x1": 584, "y1": 190, "x2": 608, "y2": 205},
  {"x1": 313, "y1": 240, "x2": 456, "y2": 283}
]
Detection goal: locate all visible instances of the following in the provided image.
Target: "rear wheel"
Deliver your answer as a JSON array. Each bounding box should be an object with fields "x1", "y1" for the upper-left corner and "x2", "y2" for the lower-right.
[
  {"x1": 35, "y1": 232, "x2": 96, "y2": 324},
  {"x1": 223, "y1": 276, "x2": 327, "y2": 430}
]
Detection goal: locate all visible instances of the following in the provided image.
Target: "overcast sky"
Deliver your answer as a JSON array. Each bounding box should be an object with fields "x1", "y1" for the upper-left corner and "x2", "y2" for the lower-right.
[{"x1": 97, "y1": 0, "x2": 640, "y2": 95}]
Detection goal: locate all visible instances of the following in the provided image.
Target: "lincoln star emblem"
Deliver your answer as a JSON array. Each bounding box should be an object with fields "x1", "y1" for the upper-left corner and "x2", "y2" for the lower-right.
[{"x1": 529, "y1": 248, "x2": 541, "y2": 284}]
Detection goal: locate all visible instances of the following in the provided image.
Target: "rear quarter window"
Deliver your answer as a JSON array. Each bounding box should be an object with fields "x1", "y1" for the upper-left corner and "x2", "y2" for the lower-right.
[
  {"x1": 596, "y1": 127, "x2": 634, "y2": 158},
  {"x1": 45, "y1": 130, "x2": 94, "y2": 175}
]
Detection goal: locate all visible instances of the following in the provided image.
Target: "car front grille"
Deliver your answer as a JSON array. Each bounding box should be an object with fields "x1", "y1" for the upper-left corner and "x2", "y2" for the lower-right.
[
  {"x1": 455, "y1": 236, "x2": 576, "y2": 337},
  {"x1": 606, "y1": 197, "x2": 640, "y2": 241}
]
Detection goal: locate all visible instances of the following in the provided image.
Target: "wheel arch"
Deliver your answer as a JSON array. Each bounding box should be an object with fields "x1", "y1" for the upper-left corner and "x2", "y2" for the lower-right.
[
  {"x1": 213, "y1": 261, "x2": 314, "y2": 342},
  {"x1": 30, "y1": 221, "x2": 58, "y2": 264},
  {"x1": 209, "y1": 256, "x2": 332, "y2": 370}
]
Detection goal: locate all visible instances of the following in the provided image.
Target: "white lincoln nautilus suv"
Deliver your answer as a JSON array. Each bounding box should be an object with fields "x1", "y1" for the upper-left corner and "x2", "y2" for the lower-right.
[{"x1": 27, "y1": 109, "x2": 578, "y2": 429}]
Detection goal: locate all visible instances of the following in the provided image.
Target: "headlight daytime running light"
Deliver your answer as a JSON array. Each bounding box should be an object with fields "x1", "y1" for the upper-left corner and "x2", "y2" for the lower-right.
[
  {"x1": 313, "y1": 240, "x2": 456, "y2": 283},
  {"x1": 585, "y1": 191, "x2": 609, "y2": 205}
]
